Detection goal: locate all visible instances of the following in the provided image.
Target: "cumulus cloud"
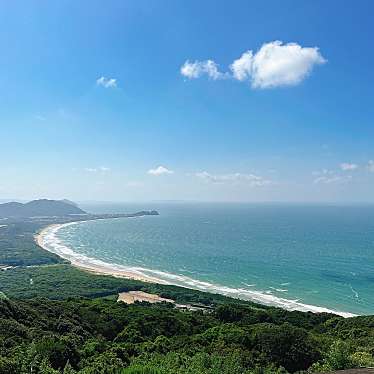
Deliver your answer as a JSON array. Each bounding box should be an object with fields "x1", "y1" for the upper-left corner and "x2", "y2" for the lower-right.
[
  {"x1": 148, "y1": 166, "x2": 174, "y2": 176},
  {"x1": 96, "y1": 76, "x2": 117, "y2": 88},
  {"x1": 230, "y1": 51, "x2": 253, "y2": 81},
  {"x1": 368, "y1": 160, "x2": 374, "y2": 172},
  {"x1": 231, "y1": 41, "x2": 326, "y2": 88},
  {"x1": 180, "y1": 60, "x2": 225, "y2": 80},
  {"x1": 195, "y1": 171, "x2": 271, "y2": 187},
  {"x1": 181, "y1": 41, "x2": 326, "y2": 89},
  {"x1": 340, "y1": 163, "x2": 358, "y2": 171}
]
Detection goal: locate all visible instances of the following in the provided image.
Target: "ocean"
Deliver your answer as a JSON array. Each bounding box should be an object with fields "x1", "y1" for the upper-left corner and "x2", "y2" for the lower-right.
[{"x1": 40, "y1": 203, "x2": 374, "y2": 316}]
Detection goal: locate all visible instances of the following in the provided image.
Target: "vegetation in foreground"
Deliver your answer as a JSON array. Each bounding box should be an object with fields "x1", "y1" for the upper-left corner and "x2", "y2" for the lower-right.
[{"x1": 1, "y1": 297, "x2": 374, "y2": 373}]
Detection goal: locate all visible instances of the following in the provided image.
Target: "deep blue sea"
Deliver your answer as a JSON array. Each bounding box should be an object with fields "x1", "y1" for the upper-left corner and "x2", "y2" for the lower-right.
[{"x1": 42, "y1": 203, "x2": 374, "y2": 316}]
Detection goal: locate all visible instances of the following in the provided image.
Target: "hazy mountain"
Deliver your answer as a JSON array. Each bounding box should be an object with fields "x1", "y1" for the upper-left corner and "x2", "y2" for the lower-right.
[
  {"x1": 60, "y1": 199, "x2": 79, "y2": 207},
  {"x1": 0, "y1": 199, "x2": 86, "y2": 218}
]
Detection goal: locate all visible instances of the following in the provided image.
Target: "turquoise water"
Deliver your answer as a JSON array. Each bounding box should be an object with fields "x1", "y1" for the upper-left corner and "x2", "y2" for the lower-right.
[{"x1": 50, "y1": 203, "x2": 374, "y2": 315}]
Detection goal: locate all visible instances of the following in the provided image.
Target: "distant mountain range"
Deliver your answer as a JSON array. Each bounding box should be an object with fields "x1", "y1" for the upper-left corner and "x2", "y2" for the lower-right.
[{"x1": 0, "y1": 199, "x2": 87, "y2": 218}]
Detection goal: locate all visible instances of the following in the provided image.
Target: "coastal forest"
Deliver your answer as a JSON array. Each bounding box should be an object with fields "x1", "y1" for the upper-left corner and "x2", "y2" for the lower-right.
[{"x1": 0, "y1": 211, "x2": 374, "y2": 373}]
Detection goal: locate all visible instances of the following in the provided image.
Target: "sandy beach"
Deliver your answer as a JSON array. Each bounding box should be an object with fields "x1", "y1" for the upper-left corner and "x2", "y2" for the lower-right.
[{"x1": 35, "y1": 223, "x2": 166, "y2": 284}]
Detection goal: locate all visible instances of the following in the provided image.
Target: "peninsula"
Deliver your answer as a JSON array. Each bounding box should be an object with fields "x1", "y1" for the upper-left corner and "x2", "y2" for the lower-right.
[{"x1": 0, "y1": 198, "x2": 159, "y2": 221}]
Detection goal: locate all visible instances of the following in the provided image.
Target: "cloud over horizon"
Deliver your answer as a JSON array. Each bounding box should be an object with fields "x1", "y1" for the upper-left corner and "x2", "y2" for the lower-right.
[
  {"x1": 314, "y1": 175, "x2": 352, "y2": 184},
  {"x1": 148, "y1": 166, "x2": 174, "y2": 176},
  {"x1": 84, "y1": 167, "x2": 110, "y2": 173},
  {"x1": 181, "y1": 41, "x2": 326, "y2": 89},
  {"x1": 195, "y1": 171, "x2": 271, "y2": 187},
  {"x1": 313, "y1": 169, "x2": 352, "y2": 185},
  {"x1": 340, "y1": 163, "x2": 358, "y2": 171}
]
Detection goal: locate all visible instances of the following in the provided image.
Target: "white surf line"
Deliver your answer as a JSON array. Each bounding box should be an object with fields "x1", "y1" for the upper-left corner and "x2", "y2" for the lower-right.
[
  {"x1": 35, "y1": 222, "x2": 164, "y2": 284},
  {"x1": 138, "y1": 268, "x2": 357, "y2": 317},
  {"x1": 36, "y1": 222, "x2": 357, "y2": 318}
]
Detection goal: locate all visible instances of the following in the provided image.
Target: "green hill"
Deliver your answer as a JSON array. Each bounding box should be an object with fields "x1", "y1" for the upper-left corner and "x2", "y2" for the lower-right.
[{"x1": 0, "y1": 199, "x2": 86, "y2": 218}]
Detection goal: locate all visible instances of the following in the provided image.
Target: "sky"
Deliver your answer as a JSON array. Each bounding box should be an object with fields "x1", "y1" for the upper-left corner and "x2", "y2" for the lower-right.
[{"x1": 1, "y1": 0, "x2": 374, "y2": 202}]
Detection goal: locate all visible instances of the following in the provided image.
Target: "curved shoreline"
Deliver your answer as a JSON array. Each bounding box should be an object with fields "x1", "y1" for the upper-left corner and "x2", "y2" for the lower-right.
[
  {"x1": 35, "y1": 221, "x2": 357, "y2": 318},
  {"x1": 35, "y1": 222, "x2": 164, "y2": 284}
]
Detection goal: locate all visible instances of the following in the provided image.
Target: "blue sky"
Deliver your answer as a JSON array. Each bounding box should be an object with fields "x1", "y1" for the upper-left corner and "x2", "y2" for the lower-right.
[{"x1": 1, "y1": 0, "x2": 374, "y2": 202}]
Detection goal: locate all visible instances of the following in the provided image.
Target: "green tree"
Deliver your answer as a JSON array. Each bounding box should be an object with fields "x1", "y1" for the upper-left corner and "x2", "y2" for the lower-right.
[
  {"x1": 252, "y1": 323, "x2": 321, "y2": 372},
  {"x1": 121, "y1": 366, "x2": 162, "y2": 374},
  {"x1": 325, "y1": 340, "x2": 353, "y2": 370},
  {"x1": 0, "y1": 356, "x2": 18, "y2": 374}
]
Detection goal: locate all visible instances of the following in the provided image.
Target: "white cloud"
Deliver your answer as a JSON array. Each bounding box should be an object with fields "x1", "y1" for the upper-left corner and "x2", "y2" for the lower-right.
[
  {"x1": 195, "y1": 171, "x2": 271, "y2": 187},
  {"x1": 148, "y1": 166, "x2": 174, "y2": 176},
  {"x1": 180, "y1": 60, "x2": 224, "y2": 80},
  {"x1": 313, "y1": 164, "x2": 363, "y2": 184},
  {"x1": 96, "y1": 76, "x2": 117, "y2": 88},
  {"x1": 84, "y1": 166, "x2": 110, "y2": 173},
  {"x1": 368, "y1": 160, "x2": 374, "y2": 172},
  {"x1": 181, "y1": 41, "x2": 326, "y2": 89},
  {"x1": 231, "y1": 41, "x2": 326, "y2": 88},
  {"x1": 314, "y1": 175, "x2": 352, "y2": 184},
  {"x1": 313, "y1": 169, "x2": 352, "y2": 184},
  {"x1": 230, "y1": 51, "x2": 253, "y2": 81},
  {"x1": 340, "y1": 163, "x2": 358, "y2": 171}
]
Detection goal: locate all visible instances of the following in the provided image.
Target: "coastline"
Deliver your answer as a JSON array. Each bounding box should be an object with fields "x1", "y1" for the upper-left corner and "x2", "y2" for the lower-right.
[
  {"x1": 35, "y1": 222, "x2": 165, "y2": 284},
  {"x1": 34, "y1": 221, "x2": 357, "y2": 318}
]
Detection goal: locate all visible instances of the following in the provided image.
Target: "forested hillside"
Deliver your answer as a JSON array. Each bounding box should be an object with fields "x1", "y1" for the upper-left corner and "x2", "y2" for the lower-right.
[
  {"x1": 0, "y1": 199, "x2": 86, "y2": 218},
  {"x1": 1, "y1": 297, "x2": 374, "y2": 373}
]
